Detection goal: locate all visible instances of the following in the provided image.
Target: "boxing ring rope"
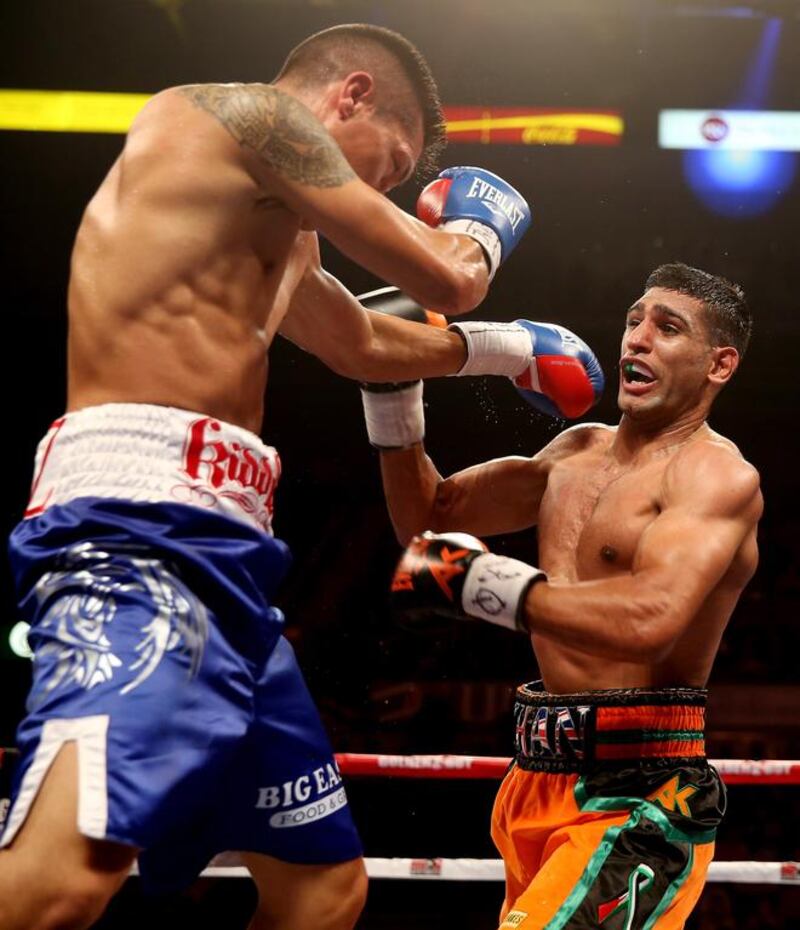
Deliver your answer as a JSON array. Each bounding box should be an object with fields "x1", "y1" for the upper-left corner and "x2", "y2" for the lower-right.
[
  {"x1": 191, "y1": 753, "x2": 800, "y2": 887},
  {"x1": 334, "y1": 753, "x2": 800, "y2": 785},
  {"x1": 198, "y1": 859, "x2": 800, "y2": 886}
]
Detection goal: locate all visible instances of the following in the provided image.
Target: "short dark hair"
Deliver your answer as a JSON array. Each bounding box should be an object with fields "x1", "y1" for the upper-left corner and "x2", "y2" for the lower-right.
[
  {"x1": 274, "y1": 24, "x2": 446, "y2": 178},
  {"x1": 645, "y1": 262, "x2": 752, "y2": 358}
]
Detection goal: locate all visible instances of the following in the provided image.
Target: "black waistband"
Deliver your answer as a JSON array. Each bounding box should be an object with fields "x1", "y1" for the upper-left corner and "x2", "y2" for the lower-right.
[{"x1": 513, "y1": 681, "x2": 708, "y2": 774}]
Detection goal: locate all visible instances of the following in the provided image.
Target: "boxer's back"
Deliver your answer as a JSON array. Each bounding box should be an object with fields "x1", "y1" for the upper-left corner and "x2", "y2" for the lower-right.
[
  {"x1": 535, "y1": 424, "x2": 759, "y2": 691},
  {"x1": 67, "y1": 89, "x2": 312, "y2": 432}
]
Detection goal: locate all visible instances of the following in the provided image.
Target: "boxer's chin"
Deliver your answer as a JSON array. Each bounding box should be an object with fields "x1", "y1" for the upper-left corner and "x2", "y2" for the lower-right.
[{"x1": 617, "y1": 387, "x2": 661, "y2": 419}]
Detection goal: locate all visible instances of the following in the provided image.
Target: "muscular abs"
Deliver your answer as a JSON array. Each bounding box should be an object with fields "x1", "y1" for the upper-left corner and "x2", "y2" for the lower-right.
[
  {"x1": 533, "y1": 430, "x2": 753, "y2": 692},
  {"x1": 66, "y1": 86, "x2": 341, "y2": 432}
]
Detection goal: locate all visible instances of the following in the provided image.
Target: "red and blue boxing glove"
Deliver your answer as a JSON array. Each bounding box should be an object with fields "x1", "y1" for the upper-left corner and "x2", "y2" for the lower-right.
[
  {"x1": 417, "y1": 167, "x2": 531, "y2": 279},
  {"x1": 358, "y1": 288, "x2": 604, "y2": 449},
  {"x1": 511, "y1": 321, "x2": 605, "y2": 419},
  {"x1": 447, "y1": 317, "x2": 604, "y2": 419}
]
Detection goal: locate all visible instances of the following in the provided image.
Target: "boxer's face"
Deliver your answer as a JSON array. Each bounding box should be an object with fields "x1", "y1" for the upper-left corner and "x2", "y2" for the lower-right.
[
  {"x1": 618, "y1": 287, "x2": 720, "y2": 423},
  {"x1": 331, "y1": 108, "x2": 423, "y2": 194},
  {"x1": 320, "y1": 72, "x2": 424, "y2": 193}
]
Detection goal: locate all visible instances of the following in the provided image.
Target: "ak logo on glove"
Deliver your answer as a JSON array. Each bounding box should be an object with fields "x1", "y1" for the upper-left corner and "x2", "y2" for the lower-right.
[{"x1": 392, "y1": 533, "x2": 487, "y2": 602}]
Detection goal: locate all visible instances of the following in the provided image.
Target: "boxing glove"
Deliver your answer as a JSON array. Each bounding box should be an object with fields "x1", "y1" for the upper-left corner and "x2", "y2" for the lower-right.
[
  {"x1": 390, "y1": 531, "x2": 545, "y2": 633},
  {"x1": 512, "y1": 321, "x2": 604, "y2": 419},
  {"x1": 449, "y1": 318, "x2": 604, "y2": 418},
  {"x1": 417, "y1": 167, "x2": 531, "y2": 279}
]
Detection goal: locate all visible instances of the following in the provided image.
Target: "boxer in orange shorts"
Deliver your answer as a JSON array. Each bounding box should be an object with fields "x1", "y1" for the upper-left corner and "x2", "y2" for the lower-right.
[
  {"x1": 493, "y1": 683, "x2": 720, "y2": 928},
  {"x1": 375, "y1": 263, "x2": 762, "y2": 928}
]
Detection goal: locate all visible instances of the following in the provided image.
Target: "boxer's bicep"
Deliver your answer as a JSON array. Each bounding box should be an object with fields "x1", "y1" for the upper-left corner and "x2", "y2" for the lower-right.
[
  {"x1": 429, "y1": 429, "x2": 587, "y2": 537},
  {"x1": 632, "y1": 456, "x2": 761, "y2": 631},
  {"x1": 279, "y1": 267, "x2": 373, "y2": 370},
  {"x1": 430, "y1": 457, "x2": 548, "y2": 537}
]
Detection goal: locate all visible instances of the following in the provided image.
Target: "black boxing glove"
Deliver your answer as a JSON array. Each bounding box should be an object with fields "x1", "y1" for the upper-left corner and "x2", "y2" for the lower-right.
[{"x1": 390, "y1": 531, "x2": 546, "y2": 632}]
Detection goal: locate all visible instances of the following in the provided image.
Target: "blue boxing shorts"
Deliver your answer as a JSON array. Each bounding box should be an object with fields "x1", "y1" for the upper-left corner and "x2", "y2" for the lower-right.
[{"x1": 1, "y1": 404, "x2": 362, "y2": 891}]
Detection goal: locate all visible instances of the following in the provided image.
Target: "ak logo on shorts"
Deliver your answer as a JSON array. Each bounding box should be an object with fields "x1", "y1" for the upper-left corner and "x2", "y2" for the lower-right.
[
  {"x1": 255, "y1": 762, "x2": 348, "y2": 829},
  {"x1": 647, "y1": 775, "x2": 698, "y2": 817},
  {"x1": 514, "y1": 702, "x2": 591, "y2": 762}
]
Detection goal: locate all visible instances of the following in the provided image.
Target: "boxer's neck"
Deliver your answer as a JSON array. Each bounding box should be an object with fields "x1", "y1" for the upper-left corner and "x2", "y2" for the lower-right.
[{"x1": 611, "y1": 411, "x2": 710, "y2": 463}]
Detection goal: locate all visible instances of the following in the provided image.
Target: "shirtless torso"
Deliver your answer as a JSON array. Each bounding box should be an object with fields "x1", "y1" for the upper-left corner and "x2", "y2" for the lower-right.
[
  {"x1": 529, "y1": 422, "x2": 758, "y2": 691},
  {"x1": 378, "y1": 283, "x2": 762, "y2": 693},
  {"x1": 67, "y1": 83, "x2": 491, "y2": 431}
]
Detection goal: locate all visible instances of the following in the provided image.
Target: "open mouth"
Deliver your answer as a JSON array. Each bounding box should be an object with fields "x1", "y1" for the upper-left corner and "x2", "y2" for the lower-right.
[{"x1": 620, "y1": 359, "x2": 658, "y2": 391}]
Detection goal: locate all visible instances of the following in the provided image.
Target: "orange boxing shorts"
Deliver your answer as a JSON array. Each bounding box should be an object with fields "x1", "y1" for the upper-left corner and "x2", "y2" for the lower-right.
[{"x1": 491, "y1": 682, "x2": 725, "y2": 930}]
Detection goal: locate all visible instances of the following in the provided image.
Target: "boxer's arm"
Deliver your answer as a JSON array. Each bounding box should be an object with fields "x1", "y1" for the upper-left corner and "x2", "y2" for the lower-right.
[
  {"x1": 380, "y1": 426, "x2": 594, "y2": 544},
  {"x1": 522, "y1": 444, "x2": 762, "y2": 661},
  {"x1": 380, "y1": 450, "x2": 545, "y2": 545},
  {"x1": 177, "y1": 83, "x2": 488, "y2": 314},
  {"x1": 279, "y1": 265, "x2": 467, "y2": 380}
]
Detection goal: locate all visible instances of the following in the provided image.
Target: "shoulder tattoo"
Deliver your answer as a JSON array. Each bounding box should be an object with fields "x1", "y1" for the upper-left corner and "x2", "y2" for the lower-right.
[{"x1": 179, "y1": 83, "x2": 356, "y2": 188}]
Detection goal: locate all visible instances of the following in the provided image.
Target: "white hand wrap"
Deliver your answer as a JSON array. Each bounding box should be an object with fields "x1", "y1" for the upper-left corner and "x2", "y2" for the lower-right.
[
  {"x1": 461, "y1": 552, "x2": 545, "y2": 631},
  {"x1": 440, "y1": 219, "x2": 502, "y2": 281},
  {"x1": 448, "y1": 321, "x2": 532, "y2": 378},
  {"x1": 361, "y1": 382, "x2": 425, "y2": 450}
]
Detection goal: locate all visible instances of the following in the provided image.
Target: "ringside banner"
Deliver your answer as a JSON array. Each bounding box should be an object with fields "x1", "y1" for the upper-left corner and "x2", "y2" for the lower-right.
[
  {"x1": 443, "y1": 107, "x2": 623, "y2": 146},
  {"x1": 659, "y1": 109, "x2": 800, "y2": 152}
]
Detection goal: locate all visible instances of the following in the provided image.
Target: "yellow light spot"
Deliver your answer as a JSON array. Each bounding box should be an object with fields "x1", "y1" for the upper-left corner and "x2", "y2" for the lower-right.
[{"x1": 0, "y1": 90, "x2": 151, "y2": 133}]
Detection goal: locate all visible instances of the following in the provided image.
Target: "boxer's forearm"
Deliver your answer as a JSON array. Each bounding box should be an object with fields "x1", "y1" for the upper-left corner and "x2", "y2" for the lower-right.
[
  {"x1": 319, "y1": 197, "x2": 490, "y2": 316},
  {"x1": 357, "y1": 314, "x2": 467, "y2": 381},
  {"x1": 379, "y1": 446, "x2": 443, "y2": 545},
  {"x1": 281, "y1": 267, "x2": 468, "y2": 380},
  {"x1": 523, "y1": 573, "x2": 688, "y2": 663}
]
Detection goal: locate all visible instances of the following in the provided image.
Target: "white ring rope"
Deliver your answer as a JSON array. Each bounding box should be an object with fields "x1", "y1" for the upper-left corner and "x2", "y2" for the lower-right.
[{"x1": 192, "y1": 858, "x2": 800, "y2": 886}]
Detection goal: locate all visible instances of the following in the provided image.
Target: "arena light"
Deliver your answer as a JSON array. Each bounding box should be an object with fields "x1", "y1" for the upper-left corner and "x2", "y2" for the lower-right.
[{"x1": 682, "y1": 146, "x2": 796, "y2": 217}]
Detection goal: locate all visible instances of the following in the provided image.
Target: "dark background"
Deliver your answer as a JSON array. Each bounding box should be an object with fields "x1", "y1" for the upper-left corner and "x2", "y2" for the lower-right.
[{"x1": 1, "y1": 1, "x2": 798, "y2": 927}]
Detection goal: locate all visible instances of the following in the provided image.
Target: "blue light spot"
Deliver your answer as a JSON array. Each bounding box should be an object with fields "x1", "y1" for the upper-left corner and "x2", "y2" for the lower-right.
[{"x1": 683, "y1": 147, "x2": 797, "y2": 217}]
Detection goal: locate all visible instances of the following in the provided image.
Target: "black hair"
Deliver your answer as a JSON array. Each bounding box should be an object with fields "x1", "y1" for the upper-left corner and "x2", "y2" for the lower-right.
[
  {"x1": 275, "y1": 23, "x2": 446, "y2": 178},
  {"x1": 646, "y1": 262, "x2": 752, "y2": 358}
]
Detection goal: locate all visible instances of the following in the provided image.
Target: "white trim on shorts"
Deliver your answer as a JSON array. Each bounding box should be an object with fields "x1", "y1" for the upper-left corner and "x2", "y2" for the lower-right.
[
  {"x1": 0, "y1": 715, "x2": 110, "y2": 847},
  {"x1": 24, "y1": 403, "x2": 281, "y2": 535}
]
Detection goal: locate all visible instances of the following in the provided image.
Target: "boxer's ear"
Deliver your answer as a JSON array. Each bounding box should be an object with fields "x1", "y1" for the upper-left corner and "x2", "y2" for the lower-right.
[
  {"x1": 337, "y1": 72, "x2": 376, "y2": 119},
  {"x1": 709, "y1": 346, "x2": 739, "y2": 386}
]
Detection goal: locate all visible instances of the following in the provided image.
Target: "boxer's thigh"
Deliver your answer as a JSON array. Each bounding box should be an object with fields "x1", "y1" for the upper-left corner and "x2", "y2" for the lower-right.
[{"x1": 503, "y1": 809, "x2": 710, "y2": 930}]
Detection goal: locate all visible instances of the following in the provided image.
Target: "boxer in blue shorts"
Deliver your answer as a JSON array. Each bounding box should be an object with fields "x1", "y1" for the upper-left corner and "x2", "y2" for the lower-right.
[{"x1": 0, "y1": 23, "x2": 571, "y2": 930}]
